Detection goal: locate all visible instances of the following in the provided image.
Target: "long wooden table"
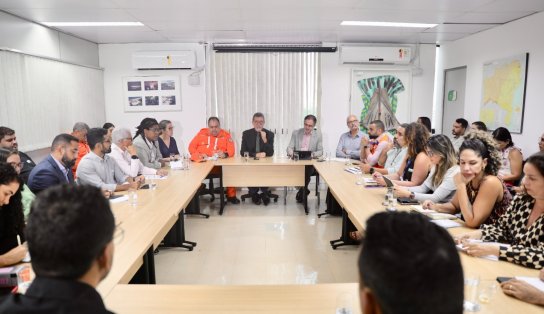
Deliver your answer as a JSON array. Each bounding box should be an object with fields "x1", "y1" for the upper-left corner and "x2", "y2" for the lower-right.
[
  {"x1": 101, "y1": 159, "x2": 542, "y2": 313},
  {"x1": 215, "y1": 157, "x2": 314, "y2": 214},
  {"x1": 105, "y1": 283, "x2": 361, "y2": 314},
  {"x1": 313, "y1": 160, "x2": 543, "y2": 313},
  {"x1": 97, "y1": 161, "x2": 214, "y2": 298}
]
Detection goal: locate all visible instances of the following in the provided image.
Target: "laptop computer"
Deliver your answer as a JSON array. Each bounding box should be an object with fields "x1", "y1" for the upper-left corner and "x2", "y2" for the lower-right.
[{"x1": 294, "y1": 150, "x2": 312, "y2": 160}]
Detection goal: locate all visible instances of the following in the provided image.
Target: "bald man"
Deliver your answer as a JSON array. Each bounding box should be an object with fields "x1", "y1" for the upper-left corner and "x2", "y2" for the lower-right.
[{"x1": 336, "y1": 115, "x2": 366, "y2": 160}]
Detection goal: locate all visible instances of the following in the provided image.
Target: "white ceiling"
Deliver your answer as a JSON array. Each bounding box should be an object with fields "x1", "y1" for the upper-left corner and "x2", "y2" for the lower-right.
[{"x1": 1, "y1": 0, "x2": 544, "y2": 44}]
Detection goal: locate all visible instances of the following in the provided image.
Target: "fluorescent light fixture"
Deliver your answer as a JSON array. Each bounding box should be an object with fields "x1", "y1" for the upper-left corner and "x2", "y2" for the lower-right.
[
  {"x1": 43, "y1": 22, "x2": 144, "y2": 27},
  {"x1": 341, "y1": 21, "x2": 437, "y2": 28}
]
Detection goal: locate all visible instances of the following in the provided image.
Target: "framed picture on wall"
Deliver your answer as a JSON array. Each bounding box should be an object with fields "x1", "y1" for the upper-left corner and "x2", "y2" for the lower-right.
[
  {"x1": 123, "y1": 76, "x2": 181, "y2": 112},
  {"x1": 479, "y1": 53, "x2": 528, "y2": 133},
  {"x1": 350, "y1": 69, "x2": 412, "y2": 132}
]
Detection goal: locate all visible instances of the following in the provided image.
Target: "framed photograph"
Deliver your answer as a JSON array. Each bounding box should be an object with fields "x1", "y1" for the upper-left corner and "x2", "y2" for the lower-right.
[
  {"x1": 350, "y1": 69, "x2": 412, "y2": 132},
  {"x1": 124, "y1": 76, "x2": 181, "y2": 112},
  {"x1": 479, "y1": 53, "x2": 528, "y2": 133}
]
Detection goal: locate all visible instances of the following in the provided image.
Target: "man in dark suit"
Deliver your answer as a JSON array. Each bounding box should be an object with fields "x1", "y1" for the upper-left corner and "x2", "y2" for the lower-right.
[
  {"x1": 0, "y1": 126, "x2": 36, "y2": 183},
  {"x1": 28, "y1": 134, "x2": 79, "y2": 194},
  {"x1": 240, "y1": 112, "x2": 274, "y2": 205}
]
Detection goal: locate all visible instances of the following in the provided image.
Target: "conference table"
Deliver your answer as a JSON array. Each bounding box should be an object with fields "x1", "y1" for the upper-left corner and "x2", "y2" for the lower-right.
[
  {"x1": 215, "y1": 156, "x2": 315, "y2": 214},
  {"x1": 99, "y1": 158, "x2": 542, "y2": 313}
]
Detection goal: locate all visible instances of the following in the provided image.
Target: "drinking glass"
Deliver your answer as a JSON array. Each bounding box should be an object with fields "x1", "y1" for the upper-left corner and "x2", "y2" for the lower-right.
[
  {"x1": 128, "y1": 188, "x2": 138, "y2": 206},
  {"x1": 464, "y1": 275, "x2": 481, "y2": 312},
  {"x1": 293, "y1": 152, "x2": 300, "y2": 162},
  {"x1": 244, "y1": 152, "x2": 249, "y2": 162}
]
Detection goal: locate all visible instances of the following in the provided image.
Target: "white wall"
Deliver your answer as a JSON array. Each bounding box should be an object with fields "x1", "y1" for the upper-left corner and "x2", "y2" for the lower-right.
[
  {"x1": 320, "y1": 44, "x2": 436, "y2": 154},
  {"x1": 0, "y1": 11, "x2": 99, "y2": 67},
  {"x1": 436, "y1": 11, "x2": 544, "y2": 157},
  {"x1": 99, "y1": 43, "x2": 207, "y2": 151}
]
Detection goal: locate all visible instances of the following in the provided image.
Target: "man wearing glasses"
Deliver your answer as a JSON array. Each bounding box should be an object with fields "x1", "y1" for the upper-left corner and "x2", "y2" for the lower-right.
[
  {"x1": 77, "y1": 128, "x2": 141, "y2": 192},
  {"x1": 240, "y1": 112, "x2": 275, "y2": 205},
  {"x1": 287, "y1": 114, "x2": 323, "y2": 203},
  {"x1": 336, "y1": 114, "x2": 366, "y2": 160}
]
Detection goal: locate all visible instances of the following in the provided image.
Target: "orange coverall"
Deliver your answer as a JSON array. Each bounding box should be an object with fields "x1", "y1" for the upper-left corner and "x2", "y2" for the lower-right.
[{"x1": 189, "y1": 128, "x2": 236, "y2": 198}]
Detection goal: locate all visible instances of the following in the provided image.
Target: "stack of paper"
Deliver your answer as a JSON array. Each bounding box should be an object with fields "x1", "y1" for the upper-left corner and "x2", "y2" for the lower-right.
[
  {"x1": 432, "y1": 219, "x2": 462, "y2": 229},
  {"x1": 170, "y1": 160, "x2": 183, "y2": 170},
  {"x1": 109, "y1": 195, "x2": 129, "y2": 204},
  {"x1": 144, "y1": 174, "x2": 168, "y2": 180},
  {"x1": 515, "y1": 277, "x2": 544, "y2": 292},
  {"x1": 344, "y1": 166, "x2": 362, "y2": 174},
  {"x1": 411, "y1": 206, "x2": 458, "y2": 220},
  {"x1": 363, "y1": 178, "x2": 379, "y2": 187}
]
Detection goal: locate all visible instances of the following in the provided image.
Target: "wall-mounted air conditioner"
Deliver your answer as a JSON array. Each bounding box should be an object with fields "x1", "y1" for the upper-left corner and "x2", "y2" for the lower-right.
[
  {"x1": 132, "y1": 50, "x2": 196, "y2": 70},
  {"x1": 340, "y1": 46, "x2": 412, "y2": 65}
]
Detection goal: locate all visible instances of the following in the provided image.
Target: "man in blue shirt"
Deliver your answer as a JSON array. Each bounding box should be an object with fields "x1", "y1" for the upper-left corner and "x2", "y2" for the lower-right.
[{"x1": 336, "y1": 115, "x2": 367, "y2": 160}]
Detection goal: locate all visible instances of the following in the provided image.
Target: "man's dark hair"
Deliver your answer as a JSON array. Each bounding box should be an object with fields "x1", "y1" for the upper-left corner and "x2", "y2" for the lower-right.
[
  {"x1": 252, "y1": 112, "x2": 265, "y2": 120},
  {"x1": 0, "y1": 126, "x2": 15, "y2": 141},
  {"x1": 358, "y1": 212, "x2": 463, "y2": 314},
  {"x1": 455, "y1": 118, "x2": 469, "y2": 129},
  {"x1": 472, "y1": 121, "x2": 487, "y2": 132},
  {"x1": 208, "y1": 116, "x2": 220, "y2": 125},
  {"x1": 304, "y1": 114, "x2": 317, "y2": 125},
  {"x1": 370, "y1": 120, "x2": 385, "y2": 132},
  {"x1": 103, "y1": 122, "x2": 115, "y2": 130},
  {"x1": 26, "y1": 185, "x2": 115, "y2": 279},
  {"x1": 87, "y1": 128, "x2": 108, "y2": 150},
  {"x1": 50, "y1": 133, "x2": 79, "y2": 152}
]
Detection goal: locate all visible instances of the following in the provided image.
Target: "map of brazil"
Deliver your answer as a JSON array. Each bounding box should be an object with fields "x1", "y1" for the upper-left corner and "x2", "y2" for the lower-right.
[{"x1": 480, "y1": 53, "x2": 528, "y2": 133}]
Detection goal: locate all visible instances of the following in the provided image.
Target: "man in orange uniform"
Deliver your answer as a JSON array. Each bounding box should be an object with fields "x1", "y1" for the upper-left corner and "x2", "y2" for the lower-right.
[
  {"x1": 71, "y1": 122, "x2": 90, "y2": 178},
  {"x1": 189, "y1": 117, "x2": 240, "y2": 204}
]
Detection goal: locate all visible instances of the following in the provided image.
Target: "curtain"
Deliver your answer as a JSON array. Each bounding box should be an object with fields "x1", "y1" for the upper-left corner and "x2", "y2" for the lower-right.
[
  {"x1": 207, "y1": 51, "x2": 321, "y2": 156},
  {"x1": 0, "y1": 50, "x2": 105, "y2": 151}
]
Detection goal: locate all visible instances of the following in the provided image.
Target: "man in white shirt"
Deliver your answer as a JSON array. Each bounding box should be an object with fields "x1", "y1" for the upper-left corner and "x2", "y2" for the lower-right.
[
  {"x1": 451, "y1": 118, "x2": 468, "y2": 153},
  {"x1": 109, "y1": 128, "x2": 168, "y2": 177},
  {"x1": 76, "y1": 128, "x2": 142, "y2": 192}
]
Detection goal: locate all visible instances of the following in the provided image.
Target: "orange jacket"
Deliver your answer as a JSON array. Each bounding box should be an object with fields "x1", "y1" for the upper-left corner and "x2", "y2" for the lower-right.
[
  {"x1": 189, "y1": 128, "x2": 235, "y2": 161},
  {"x1": 72, "y1": 140, "x2": 90, "y2": 178}
]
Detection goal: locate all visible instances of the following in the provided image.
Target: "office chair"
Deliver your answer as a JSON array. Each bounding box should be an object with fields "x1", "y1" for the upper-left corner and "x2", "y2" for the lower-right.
[{"x1": 240, "y1": 190, "x2": 279, "y2": 203}]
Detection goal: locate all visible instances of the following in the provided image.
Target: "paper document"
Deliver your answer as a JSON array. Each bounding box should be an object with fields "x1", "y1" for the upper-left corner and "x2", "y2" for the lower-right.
[
  {"x1": 144, "y1": 174, "x2": 168, "y2": 180},
  {"x1": 515, "y1": 277, "x2": 544, "y2": 292},
  {"x1": 170, "y1": 160, "x2": 183, "y2": 169},
  {"x1": 109, "y1": 195, "x2": 128, "y2": 204},
  {"x1": 344, "y1": 167, "x2": 362, "y2": 174},
  {"x1": 411, "y1": 206, "x2": 458, "y2": 220},
  {"x1": 432, "y1": 219, "x2": 462, "y2": 229},
  {"x1": 456, "y1": 240, "x2": 511, "y2": 261}
]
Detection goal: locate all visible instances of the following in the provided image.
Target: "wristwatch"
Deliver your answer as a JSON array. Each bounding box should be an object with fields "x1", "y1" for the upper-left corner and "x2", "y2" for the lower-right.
[
  {"x1": 409, "y1": 192, "x2": 415, "y2": 199},
  {"x1": 131, "y1": 155, "x2": 139, "y2": 159}
]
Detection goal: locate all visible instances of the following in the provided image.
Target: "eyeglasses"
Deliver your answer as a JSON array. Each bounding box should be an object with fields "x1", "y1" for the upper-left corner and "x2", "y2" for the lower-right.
[
  {"x1": 9, "y1": 162, "x2": 24, "y2": 169},
  {"x1": 253, "y1": 120, "x2": 265, "y2": 125},
  {"x1": 149, "y1": 127, "x2": 160, "y2": 132},
  {"x1": 347, "y1": 120, "x2": 359, "y2": 124},
  {"x1": 304, "y1": 123, "x2": 315, "y2": 128}
]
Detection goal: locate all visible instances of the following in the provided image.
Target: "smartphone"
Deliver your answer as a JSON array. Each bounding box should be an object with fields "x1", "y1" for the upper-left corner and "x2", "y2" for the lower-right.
[
  {"x1": 140, "y1": 184, "x2": 150, "y2": 190},
  {"x1": 382, "y1": 176, "x2": 394, "y2": 188},
  {"x1": 496, "y1": 276, "x2": 513, "y2": 283}
]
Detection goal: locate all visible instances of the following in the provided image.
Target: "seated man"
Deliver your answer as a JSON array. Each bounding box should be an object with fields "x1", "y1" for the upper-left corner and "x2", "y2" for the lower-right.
[
  {"x1": 359, "y1": 212, "x2": 463, "y2": 314},
  {"x1": 109, "y1": 128, "x2": 168, "y2": 177},
  {"x1": 76, "y1": 128, "x2": 140, "y2": 192},
  {"x1": 336, "y1": 114, "x2": 366, "y2": 160},
  {"x1": 27, "y1": 134, "x2": 79, "y2": 194},
  {"x1": 0, "y1": 126, "x2": 36, "y2": 183},
  {"x1": 360, "y1": 120, "x2": 392, "y2": 168},
  {"x1": 70, "y1": 122, "x2": 90, "y2": 178},
  {"x1": 0, "y1": 184, "x2": 115, "y2": 313},
  {"x1": 189, "y1": 117, "x2": 240, "y2": 204},
  {"x1": 287, "y1": 114, "x2": 323, "y2": 203},
  {"x1": 240, "y1": 112, "x2": 274, "y2": 205},
  {"x1": 451, "y1": 118, "x2": 468, "y2": 153}
]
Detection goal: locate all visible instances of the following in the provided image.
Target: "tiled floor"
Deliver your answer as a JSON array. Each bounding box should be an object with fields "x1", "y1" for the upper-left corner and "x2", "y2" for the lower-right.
[{"x1": 155, "y1": 188, "x2": 360, "y2": 285}]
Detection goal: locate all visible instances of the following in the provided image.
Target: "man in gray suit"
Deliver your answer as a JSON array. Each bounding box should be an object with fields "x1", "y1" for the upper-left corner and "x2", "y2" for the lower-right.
[{"x1": 287, "y1": 114, "x2": 323, "y2": 203}]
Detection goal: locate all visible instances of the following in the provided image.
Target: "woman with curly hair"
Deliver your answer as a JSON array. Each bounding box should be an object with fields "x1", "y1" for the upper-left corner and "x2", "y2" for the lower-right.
[
  {"x1": 423, "y1": 130, "x2": 511, "y2": 228},
  {"x1": 0, "y1": 162, "x2": 27, "y2": 266},
  {"x1": 457, "y1": 152, "x2": 544, "y2": 269},
  {"x1": 374, "y1": 122, "x2": 431, "y2": 187}
]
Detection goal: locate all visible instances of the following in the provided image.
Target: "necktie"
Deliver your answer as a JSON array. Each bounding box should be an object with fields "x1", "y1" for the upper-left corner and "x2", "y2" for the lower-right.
[{"x1": 256, "y1": 131, "x2": 261, "y2": 153}]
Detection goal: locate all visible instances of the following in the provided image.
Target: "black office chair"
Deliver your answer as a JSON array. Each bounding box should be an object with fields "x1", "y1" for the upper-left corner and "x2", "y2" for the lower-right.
[
  {"x1": 240, "y1": 190, "x2": 279, "y2": 203},
  {"x1": 199, "y1": 173, "x2": 223, "y2": 202}
]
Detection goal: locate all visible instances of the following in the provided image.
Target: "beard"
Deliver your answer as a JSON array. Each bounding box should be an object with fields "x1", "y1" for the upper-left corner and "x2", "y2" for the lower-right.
[
  {"x1": 103, "y1": 146, "x2": 112, "y2": 154},
  {"x1": 368, "y1": 134, "x2": 378, "y2": 139},
  {"x1": 62, "y1": 155, "x2": 76, "y2": 168}
]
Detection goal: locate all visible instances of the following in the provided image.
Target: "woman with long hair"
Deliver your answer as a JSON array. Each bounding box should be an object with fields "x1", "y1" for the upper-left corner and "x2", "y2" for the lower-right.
[
  {"x1": 374, "y1": 122, "x2": 431, "y2": 187},
  {"x1": 394, "y1": 134, "x2": 459, "y2": 203},
  {"x1": 0, "y1": 162, "x2": 27, "y2": 266},
  {"x1": 492, "y1": 127, "x2": 523, "y2": 187},
  {"x1": 361, "y1": 123, "x2": 408, "y2": 175},
  {"x1": 423, "y1": 131, "x2": 511, "y2": 228},
  {"x1": 0, "y1": 148, "x2": 35, "y2": 218},
  {"x1": 457, "y1": 151, "x2": 544, "y2": 269}
]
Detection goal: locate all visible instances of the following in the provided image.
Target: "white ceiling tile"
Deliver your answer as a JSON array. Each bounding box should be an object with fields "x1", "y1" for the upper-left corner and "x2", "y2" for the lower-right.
[
  {"x1": 111, "y1": 0, "x2": 240, "y2": 10},
  {"x1": 418, "y1": 32, "x2": 469, "y2": 43},
  {"x1": 474, "y1": 0, "x2": 544, "y2": 12},
  {"x1": 451, "y1": 11, "x2": 535, "y2": 23},
  {"x1": 7, "y1": 9, "x2": 137, "y2": 22},
  {"x1": 0, "y1": 0, "x2": 117, "y2": 9},
  {"x1": 424, "y1": 23, "x2": 498, "y2": 33}
]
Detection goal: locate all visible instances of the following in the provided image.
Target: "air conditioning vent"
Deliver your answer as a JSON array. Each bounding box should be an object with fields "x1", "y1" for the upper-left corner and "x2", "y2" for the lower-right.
[
  {"x1": 132, "y1": 51, "x2": 196, "y2": 70},
  {"x1": 340, "y1": 46, "x2": 412, "y2": 65}
]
